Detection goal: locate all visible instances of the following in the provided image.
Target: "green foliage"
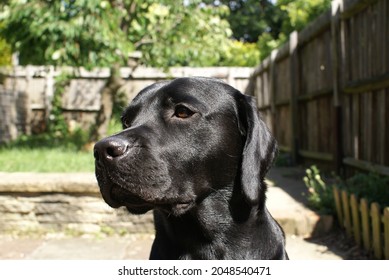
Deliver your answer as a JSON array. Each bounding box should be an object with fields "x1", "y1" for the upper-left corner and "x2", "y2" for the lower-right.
[
  {"x1": 204, "y1": 0, "x2": 284, "y2": 43},
  {"x1": 1, "y1": 0, "x2": 257, "y2": 67},
  {"x1": 0, "y1": 0, "x2": 331, "y2": 68},
  {"x1": 0, "y1": 0, "x2": 132, "y2": 68},
  {"x1": 134, "y1": 1, "x2": 233, "y2": 67},
  {"x1": 257, "y1": 0, "x2": 331, "y2": 59},
  {"x1": 219, "y1": 40, "x2": 260, "y2": 67},
  {"x1": 277, "y1": 0, "x2": 332, "y2": 34},
  {"x1": 257, "y1": 32, "x2": 287, "y2": 61},
  {"x1": 48, "y1": 73, "x2": 72, "y2": 138},
  {"x1": 304, "y1": 165, "x2": 389, "y2": 215},
  {"x1": 303, "y1": 165, "x2": 334, "y2": 214},
  {"x1": 0, "y1": 23, "x2": 11, "y2": 66},
  {"x1": 205, "y1": 0, "x2": 331, "y2": 61},
  {"x1": 338, "y1": 173, "x2": 389, "y2": 207}
]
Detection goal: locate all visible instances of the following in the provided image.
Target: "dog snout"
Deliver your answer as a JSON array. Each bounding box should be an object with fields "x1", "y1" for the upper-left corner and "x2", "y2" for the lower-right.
[{"x1": 94, "y1": 136, "x2": 130, "y2": 163}]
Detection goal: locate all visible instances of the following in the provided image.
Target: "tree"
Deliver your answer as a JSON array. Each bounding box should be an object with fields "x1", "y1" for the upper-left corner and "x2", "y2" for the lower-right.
[
  {"x1": 203, "y1": 0, "x2": 285, "y2": 43},
  {"x1": 0, "y1": 0, "x2": 235, "y2": 68},
  {"x1": 131, "y1": 1, "x2": 233, "y2": 67},
  {"x1": 205, "y1": 0, "x2": 331, "y2": 60},
  {"x1": 256, "y1": 0, "x2": 331, "y2": 59},
  {"x1": 0, "y1": 0, "x2": 237, "y2": 140},
  {"x1": 276, "y1": 0, "x2": 332, "y2": 34},
  {"x1": 0, "y1": 36, "x2": 11, "y2": 66}
]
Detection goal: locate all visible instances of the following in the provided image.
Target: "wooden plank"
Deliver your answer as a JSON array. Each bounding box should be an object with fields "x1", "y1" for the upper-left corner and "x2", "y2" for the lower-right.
[
  {"x1": 299, "y1": 150, "x2": 334, "y2": 162},
  {"x1": 298, "y1": 11, "x2": 331, "y2": 47},
  {"x1": 376, "y1": 0, "x2": 383, "y2": 76},
  {"x1": 343, "y1": 157, "x2": 389, "y2": 176},
  {"x1": 349, "y1": 17, "x2": 357, "y2": 81},
  {"x1": 263, "y1": 71, "x2": 270, "y2": 107},
  {"x1": 343, "y1": 96, "x2": 352, "y2": 159},
  {"x1": 255, "y1": 75, "x2": 263, "y2": 108},
  {"x1": 370, "y1": 2, "x2": 378, "y2": 77},
  {"x1": 385, "y1": 0, "x2": 389, "y2": 74},
  {"x1": 299, "y1": 103, "x2": 308, "y2": 150},
  {"x1": 342, "y1": 190, "x2": 352, "y2": 237},
  {"x1": 360, "y1": 8, "x2": 366, "y2": 81},
  {"x1": 387, "y1": 89, "x2": 389, "y2": 167},
  {"x1": 289, "y1": 31, "x2": 299, "y2": 164},
  {"x1": 342, "y1": 0, "x2": 379, "y2": 19},
  {"x1": 352, "y1": 93, "x2": 360, "y2": 159},
  {"x1": 331, "y1": 0, "x2": 343, "y2": 174},
  {"x1": 278, "y1": 145, "x2": 292, "y2": 153},
  {"x1": 343, "y1": 72, "x2": 389, "y2": 94},
  {"x1": 360, "y1": 198, "x2": 371, "y2": 251},
  {"x1": 350, "y1": 194, "x2": 362, "y2": 246},
  {"x1": 339, "y1": 5, "x2": 348, "y2": 86},
  {"x1": 384, "y1": 207, "x2": 389, "y2": 260},
  {"x1": 365, "y1": 92, "x2": 373, "y2": 162},
  {"x1": 376, "y1": 91, "x2": 386, "y2": 165},
  {"x1": 317, "y1": 97, "x2": 332, "y2": 154},
  {"x1": 333, "y1": 187, "x2": 344, "y2": 228},
  {"x1": 297, "y1": 88, "x2": 332, "y2": 102},
  {"x1": 371, "y1": 202, "x2": 382, "y2": 259}
]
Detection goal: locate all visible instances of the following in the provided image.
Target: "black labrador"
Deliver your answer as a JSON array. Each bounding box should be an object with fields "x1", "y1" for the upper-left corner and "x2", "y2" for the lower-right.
[{"x1": 93, "y1": 77, "x2": 288, "y2": 260}]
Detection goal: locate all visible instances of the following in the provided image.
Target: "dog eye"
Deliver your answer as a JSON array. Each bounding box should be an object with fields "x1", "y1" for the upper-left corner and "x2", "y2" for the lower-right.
[
  {"x1": 121, "y1": 117, "x2": 131, "y2": 128},
  {"x1": 174, "y1": 105, "x2": 194, "y2": 119}
]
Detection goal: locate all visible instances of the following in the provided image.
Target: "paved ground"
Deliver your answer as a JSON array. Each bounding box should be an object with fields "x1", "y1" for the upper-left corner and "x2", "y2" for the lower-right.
[
  {"x1": 0, "y1": 233, "x2": 344, "y2": 260},
  {"x1": 0, "y1": 167, "x2": 350, "y2": 260}
]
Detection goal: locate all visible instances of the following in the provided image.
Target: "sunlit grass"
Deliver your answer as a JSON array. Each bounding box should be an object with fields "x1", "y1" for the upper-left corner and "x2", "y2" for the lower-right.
[
  {"x1": 0, "y1": 118, "x2": 124, "y2": 173},
  {"x1": 0, "y1": 147, "x2": 94, "y2": 172}
]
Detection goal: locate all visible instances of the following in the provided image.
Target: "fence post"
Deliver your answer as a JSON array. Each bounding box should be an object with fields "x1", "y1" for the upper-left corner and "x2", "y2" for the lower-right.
[
  {"x1": 341, "y1": 190, "x2": 352, "y2": 237},
  {"x1": 44, "y1": 66, "x2": 55, "y2": 123},
  {"x1": 331, "y1": 0, "x2": 344, "y2": 175},
  {"x1": 269, "y1": 49, "x2": 278, "y2": 136},
  {"x1": 333, "y1": 187, "x2": 343, "y2": 227},
  {"x1": 289, "y1": 31, "x2": 300, "y2": 165},
  {"x1": 350, "y1": 194, "x2": 361, "y2": 246},
  {"x1": 371, "y1": 202, "x2": 382, "y2": 259},
  {"x1": 360, "y1": 198, "x2": 371, "y2": 252},
  {"x1": 384, "y1": 207, "x2": 389, "y2": 260}
]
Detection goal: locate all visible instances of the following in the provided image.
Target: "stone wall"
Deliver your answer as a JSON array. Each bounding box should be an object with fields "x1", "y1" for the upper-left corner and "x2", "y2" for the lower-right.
[{"x1": 0, "y1": 173, "x2": 154, "y2": 235}]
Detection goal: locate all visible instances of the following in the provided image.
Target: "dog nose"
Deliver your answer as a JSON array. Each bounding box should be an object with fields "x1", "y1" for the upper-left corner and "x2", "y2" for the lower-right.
[{"x1": 94, "y1": 137, "x2": 129, "y2": 162}]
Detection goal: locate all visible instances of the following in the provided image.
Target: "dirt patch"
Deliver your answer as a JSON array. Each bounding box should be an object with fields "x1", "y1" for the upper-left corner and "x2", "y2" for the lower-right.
[{"x1": 305, "y1": 228, "x2": 371, "y2": 259}]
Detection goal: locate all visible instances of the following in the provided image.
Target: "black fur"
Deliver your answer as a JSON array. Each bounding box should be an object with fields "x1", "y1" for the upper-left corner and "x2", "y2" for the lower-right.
[{"x1": 94, "y1": 77, "x2": 288, "y2": 260}]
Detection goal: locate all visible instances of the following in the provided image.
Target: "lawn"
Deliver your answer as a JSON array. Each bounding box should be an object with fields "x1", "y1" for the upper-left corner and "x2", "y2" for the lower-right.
[
  {"x1": 0, "y1": 119, "x2": 122, "y2": 173},
  {"x1": 0, "y1": 147, "x2": 94, "y2": 172}
]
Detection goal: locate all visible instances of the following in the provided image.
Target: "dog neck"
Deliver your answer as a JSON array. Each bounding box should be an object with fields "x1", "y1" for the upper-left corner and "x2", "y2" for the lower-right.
[{"x1": 149, "y1": 185, "x2": 286, "y2": 259}]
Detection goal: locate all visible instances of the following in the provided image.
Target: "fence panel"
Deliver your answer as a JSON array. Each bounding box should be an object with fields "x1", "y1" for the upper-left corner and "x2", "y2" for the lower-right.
[
  {"x1": 0, "y1": 67, "x2": 252, "y2": 143},
  {"x1": 248, "y1": 0, "x2": 389, "y2": 175}
]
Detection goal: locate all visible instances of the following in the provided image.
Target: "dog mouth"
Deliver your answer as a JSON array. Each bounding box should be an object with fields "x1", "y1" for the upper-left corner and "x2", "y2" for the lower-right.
[{"x1": 97, "y1": 176, "x2": 195, "y2": 215}]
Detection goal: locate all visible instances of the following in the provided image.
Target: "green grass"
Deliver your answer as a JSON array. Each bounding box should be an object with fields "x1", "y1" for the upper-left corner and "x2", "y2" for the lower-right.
[
  {"x1": 0, "y1": 118, "x2": 123, "y2": 173},
  {"x1": 0, "y1": 147, "x2": 94, "y2": 172}
]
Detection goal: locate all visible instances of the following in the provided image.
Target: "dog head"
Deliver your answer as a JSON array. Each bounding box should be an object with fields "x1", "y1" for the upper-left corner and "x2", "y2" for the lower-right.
[{"x1": 94, "y1": 77, "x2": 277, "y2": 216}]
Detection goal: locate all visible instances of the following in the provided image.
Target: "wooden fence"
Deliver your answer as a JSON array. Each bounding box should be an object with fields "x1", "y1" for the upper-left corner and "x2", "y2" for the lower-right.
[
  {"x1": 333, "y1": 186, "x2": 389, "y2": 259},
  {"x1": 0, "y1": 66, "x2": 251, "y2": 143},
  {"x1": 247, "y1": 0, "x2": 389, "y2": 176}
]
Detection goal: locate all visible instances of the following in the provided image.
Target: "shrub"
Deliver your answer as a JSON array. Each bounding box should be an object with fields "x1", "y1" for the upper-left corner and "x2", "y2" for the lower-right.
[
  {"x1": 303, "y1": 165, "x2": 334, "y2": 214},
  {"x1": 304, "y1": 165, "x2": 389, "y2": 215},
  {"x1": 338, "y1": 173, "x2": 389, "y2": 207}
]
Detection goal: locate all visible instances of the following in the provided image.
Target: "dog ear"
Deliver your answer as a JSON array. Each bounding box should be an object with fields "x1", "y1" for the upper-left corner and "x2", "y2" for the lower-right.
[{"x1": 237, "y1": 95, "x2": 278, "y2": 205}]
